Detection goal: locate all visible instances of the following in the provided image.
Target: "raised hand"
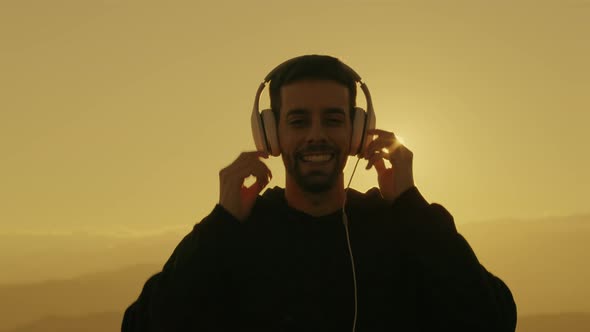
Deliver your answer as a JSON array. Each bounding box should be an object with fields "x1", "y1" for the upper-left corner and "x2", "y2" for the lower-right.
[
  {"x1": 219, "y1": 151, "x2": 272, "y2": 222},
  {"x1": 362, "y1": 129, "x2": 415, "y2": 203}
]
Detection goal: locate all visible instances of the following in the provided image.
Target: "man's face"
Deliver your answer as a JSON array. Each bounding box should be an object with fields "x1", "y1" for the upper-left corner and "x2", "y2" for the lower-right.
[{"x1": 278, "y1": 80, "x2": 352, "y2": 193}]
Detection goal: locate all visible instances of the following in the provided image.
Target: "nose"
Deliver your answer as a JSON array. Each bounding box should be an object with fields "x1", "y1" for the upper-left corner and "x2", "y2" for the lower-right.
[{"x1": 305, "y1": 117, "x2": 328, "y2": 144}]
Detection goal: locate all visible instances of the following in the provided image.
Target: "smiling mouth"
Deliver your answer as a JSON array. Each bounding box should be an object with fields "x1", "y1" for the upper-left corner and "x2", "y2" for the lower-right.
[{"x1": 299, "y1": 153, "x2": 335, "y2": 163}]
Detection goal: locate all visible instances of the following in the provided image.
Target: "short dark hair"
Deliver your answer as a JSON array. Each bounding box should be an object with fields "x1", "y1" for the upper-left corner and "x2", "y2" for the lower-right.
[{"x1": 268, "y1": 55, "x2": 357, "y2": 123}]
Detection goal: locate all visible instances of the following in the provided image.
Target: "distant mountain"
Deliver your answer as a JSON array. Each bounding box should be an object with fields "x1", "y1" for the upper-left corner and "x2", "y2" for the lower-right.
[
  {"x1": 3, "y1": 311, "x2": 590, "y2": 332},
  {"x1": 0, "y1": 229, "x2": 186, "y2": 284},
  {"x1": 3, "y1": 312, "x2": 121, "y2": 332},
  {"x1": 517, "y1": 313, "x2": 590, "y2": 332},
  {"x1": 0, "y1": 264, "x2": 158, "y2": 331}
]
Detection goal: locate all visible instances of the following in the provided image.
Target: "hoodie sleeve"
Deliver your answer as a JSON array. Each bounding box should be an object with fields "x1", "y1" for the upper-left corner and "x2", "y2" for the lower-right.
[
  {"x1": 122, "y1": 205, "x2": 242, "y2": 332},
  {"x1": 390, "y1": 187, "x2": 517, "y2": 332}
]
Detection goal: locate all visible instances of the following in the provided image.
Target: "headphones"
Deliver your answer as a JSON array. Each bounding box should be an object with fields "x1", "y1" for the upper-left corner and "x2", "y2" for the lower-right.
[{"x1": 251, "y1": 55, "x2": 376, "y2": 157}]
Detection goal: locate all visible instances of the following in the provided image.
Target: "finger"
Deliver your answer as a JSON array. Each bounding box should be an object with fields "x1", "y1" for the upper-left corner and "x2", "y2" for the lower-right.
[
  {"x1": 364, "y1": 137, "x2": 395, "y2": 158},
  {"x1": 242, "y1": 181, "x2": 263, "y2": 198},
  {"x1": 365, "y1": 150, "x2": 387, "y2": 170},
  {"x1": 223, "y1": 151, "x2": 270, "y2": 178},
  {"x1": 244, "y1": 167, "x2": 271, "y2": 195},
  {"x1": 366, "y1": 128, "x2": 395, "y2": 139},
  {"x1": 231, "y1": 153, "x2": 273, "y2": 175},
  {"x1": 364, "y1": 129, "x2": 395, "y2": 156},
  {"x1": 389, "y1": 144, "x2": 413, "y2": 164},
  {"x1": 372, "y1": 157, "x2": 387, "y2": 173},
  {"x1": 242, "y1": 159, "x2": 272, "y2": 183},
  {"x1": 241, "y1": 178, "x2": 267, "y2": 201},
  {"x1": 224, "y1": 158, "x2": 272, "y2": 187},
  {"x1": 237, "y1": 150, "x2": 270, "y2": 162}
]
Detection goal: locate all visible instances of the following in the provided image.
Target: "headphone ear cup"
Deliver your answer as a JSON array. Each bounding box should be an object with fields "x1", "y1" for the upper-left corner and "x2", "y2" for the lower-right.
[
  {"x1": 260, "y1": 109, "x2": 281, "y2": 156},
  {"x1": 251, "y1": 107, "x2": 268, "y2": 154},
  {"x1": 350, "y1": 107, "x2": 367, "y2": 156}
]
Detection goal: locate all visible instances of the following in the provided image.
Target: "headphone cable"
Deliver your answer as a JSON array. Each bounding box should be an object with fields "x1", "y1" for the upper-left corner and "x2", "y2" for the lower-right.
[{"x1": 342, "y1": 157, "x2": 361, "y2": 332}]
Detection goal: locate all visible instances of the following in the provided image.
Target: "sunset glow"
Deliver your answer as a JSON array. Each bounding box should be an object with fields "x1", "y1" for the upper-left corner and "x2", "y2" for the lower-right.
[{"x1": 0, "y1": 1, "x2": 588, "y2": 331}]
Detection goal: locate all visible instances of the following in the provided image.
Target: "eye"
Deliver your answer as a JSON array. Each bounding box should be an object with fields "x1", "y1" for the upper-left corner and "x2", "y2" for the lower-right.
[
  {"x1": 326, "y1": 118, "x2": 344, "y2": 126},
  {"x1": 288, "y1": 119, "x2": 307, "y2": 127}
]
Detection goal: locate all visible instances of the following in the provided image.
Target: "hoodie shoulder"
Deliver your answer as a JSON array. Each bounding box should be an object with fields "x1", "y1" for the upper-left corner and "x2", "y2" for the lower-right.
[
  {"x1": 255, "y1": 186, "x2": 286, "y2": 210},
  {"x1": 260, "y1": 186, "x2": 285, "y2": 201},
  {"x1": 347, "y1": 187, "x2": 389, "y2": 209}
]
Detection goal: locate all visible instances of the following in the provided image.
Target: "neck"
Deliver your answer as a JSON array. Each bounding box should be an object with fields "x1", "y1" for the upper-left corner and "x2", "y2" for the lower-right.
[{"x1": 284, "y1": 175, "x2": 346, "y2": 217}]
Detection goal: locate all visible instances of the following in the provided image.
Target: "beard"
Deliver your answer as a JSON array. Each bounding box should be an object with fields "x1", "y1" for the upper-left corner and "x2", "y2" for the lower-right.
[{"x1": 283, "y1": 145, "x2": 347, "y2": 193}]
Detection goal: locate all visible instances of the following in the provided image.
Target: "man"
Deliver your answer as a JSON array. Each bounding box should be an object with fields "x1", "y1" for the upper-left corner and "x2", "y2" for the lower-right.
[{"x1": 122, "y1": 55, "x2": 517, "y2": 331}]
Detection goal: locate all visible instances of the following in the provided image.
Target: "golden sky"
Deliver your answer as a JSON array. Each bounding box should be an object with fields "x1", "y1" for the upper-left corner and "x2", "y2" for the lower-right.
[{"x1": 1, "y1": 0, "x2": 588, "y2": 233}]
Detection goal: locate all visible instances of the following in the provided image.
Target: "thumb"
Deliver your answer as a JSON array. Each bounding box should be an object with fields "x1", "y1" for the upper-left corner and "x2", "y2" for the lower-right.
[
  {"x1": 242, "y1": 177, "x2": 268, "y2": 199},
  {"x1": 373, "y1": 157, "x2": 387, "y2": 174}
]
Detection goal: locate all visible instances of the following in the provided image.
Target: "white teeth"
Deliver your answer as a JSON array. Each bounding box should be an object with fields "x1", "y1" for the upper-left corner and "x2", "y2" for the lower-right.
[{"x1": 302, "y1": 154, "x2": 333, "y2": 162}]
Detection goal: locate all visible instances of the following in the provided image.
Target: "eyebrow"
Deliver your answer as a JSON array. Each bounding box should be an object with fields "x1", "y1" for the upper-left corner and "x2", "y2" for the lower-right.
[
  {"x1": 286, "y1": 109, "x2": 308, "y2": 118},
  {"x1": 286, "y1": 107, "x2": 346, "y2": 118},
  {"x1": 323, "y1": 107, "x2": 346, "y2": 116}
]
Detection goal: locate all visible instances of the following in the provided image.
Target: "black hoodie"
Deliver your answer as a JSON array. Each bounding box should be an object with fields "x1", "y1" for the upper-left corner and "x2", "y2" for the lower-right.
[{"x1": 122, "y1": 186, "x2": 517, "y2": 332}]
